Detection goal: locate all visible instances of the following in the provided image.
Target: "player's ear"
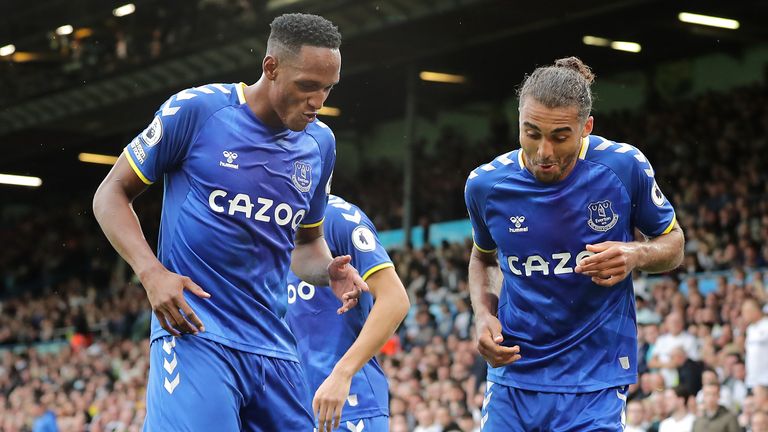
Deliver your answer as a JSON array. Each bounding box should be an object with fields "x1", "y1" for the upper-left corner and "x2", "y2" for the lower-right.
[
  {"x1": 263, "y1": 55, "x2": 279, "y2": 80},
  {"x1": 582, "y1": 115, "x2": 594, "y2": 137}
]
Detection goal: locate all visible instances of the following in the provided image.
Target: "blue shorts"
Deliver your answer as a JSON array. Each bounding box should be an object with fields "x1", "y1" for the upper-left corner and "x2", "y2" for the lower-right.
[
  {"x1": 480, "y1": 381, "x2": 627, "y2": 432},
  {"x1": 335, "y1": 415, "x2": 388, "y2": 432},
  {"x1": 143, "y1": 335, "x2": 314, "y2": 431}
]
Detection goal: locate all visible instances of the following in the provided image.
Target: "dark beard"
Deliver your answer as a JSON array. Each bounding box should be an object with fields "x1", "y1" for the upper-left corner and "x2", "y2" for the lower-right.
[{"x1": 533, "y1": 152, "x2": 578, "y2": 183}]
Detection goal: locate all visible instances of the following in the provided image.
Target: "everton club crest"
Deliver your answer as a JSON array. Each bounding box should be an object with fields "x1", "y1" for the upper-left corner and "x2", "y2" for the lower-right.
[
  {"x1": 292, "y1": 161, "x2": 312, "y2": 193},
  {"x1": 587, "y1": 200, "x2": 619, "y2": 232}
]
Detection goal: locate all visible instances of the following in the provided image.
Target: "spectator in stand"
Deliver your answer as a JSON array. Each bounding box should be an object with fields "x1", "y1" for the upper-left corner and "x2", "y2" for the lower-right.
[
  {"x1": 752, "y1": 410, "x2": 768, "y2": 432},
  {"x1": 651, "y1": 312, "x2": 700, "y2": 387},
  {"x1": 453, "y1": 297, "x2": 473, "y2": 340},
  {"x1": 755, "y1": 386, "x2": 768, "y2": 413},
  {"x1": 696, "y1": 369, "x2": 734, "y2": 411},
  {"x1": 626, "y1": 400, "x2": 651, "y2": 432},
  {"x1": 30, "y1": 391, "x2": 58, "y2": 432},
  {"x1": 413, "y1": 403, "x2": 441, "y2": 432},
  {"x1": 659, "y1": 387, "x2": 695, "y2": 432},
  {"x1": 723, "y1": 356, "x2": 748, "y2": 411},
  {"x1": 692, "y1": 382, "x2": 740, "y2": 432},
  {"x1": 634, "y1": 372, "x2": 666, "y2": 401},
  {"x1": 4, "y1": 82, "x2": 768, "y2": 430},
  {"x1": 672, "y1": 347, "x2": 705, "y2": 397},
  {"x1": 436, "y1": 406, "x2": 461, "y2": 431},
  {"x1": 638, "y1": 318, "x2": 661, "y2": 375},
  {"x1": 743, "y1": 299, "x2": 768, "y2": 389},
  {"x1": 390, "y1": 414, "x2": 409, "y2": 432}
]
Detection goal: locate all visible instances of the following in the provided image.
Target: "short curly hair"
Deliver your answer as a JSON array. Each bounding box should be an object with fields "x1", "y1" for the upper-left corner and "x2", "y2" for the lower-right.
[{"x1": 267, "y1": 13, "x2": 341, "y2": 56}]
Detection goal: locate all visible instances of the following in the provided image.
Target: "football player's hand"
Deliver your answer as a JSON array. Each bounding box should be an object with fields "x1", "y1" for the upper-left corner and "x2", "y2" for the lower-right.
[
  {"x1": 575, "y1": 241, "x2": 639, "y2": 287},
  {"x1": 476, "y1": 312, "x2": 521, "y2": 368},
  {"x1": 328, "y1": 255, "x2": 369, "y2": 314},
  {"x1": 313, "y1": 370, "x2": 353, "y2": 432},
  {"x1": 139, "y1": 265, "x2": 210, "y2": 336}
]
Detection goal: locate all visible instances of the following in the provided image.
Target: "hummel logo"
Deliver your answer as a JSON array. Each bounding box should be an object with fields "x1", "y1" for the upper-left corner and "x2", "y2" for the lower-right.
[
  {"x1": 163, "y1": 353, "x2": 178, "y2": 374},
  {"x1": 162, "y1": 337, "x2": 176, "y2": 355},
  {"x1": 220, "y1": 151, "x2": 239, "y2": 169},
  {"x1": 509, "y1": 216, "x2": 529, "y2": 233},
  {"x1": 164, "y1": 374, "x2": 180, "y2": 394},
  {"x1": 223, "y1": 151, "x2": 237, "y2": 163},
  {"x1": 345, "y1": 420, "x2": 364, "y2": 432}
]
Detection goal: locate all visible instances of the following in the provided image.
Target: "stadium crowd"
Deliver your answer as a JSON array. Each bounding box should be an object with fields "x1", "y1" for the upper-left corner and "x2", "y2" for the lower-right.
[{"x1": 1, "y1": 82, "x2": 768, "y2": 431}]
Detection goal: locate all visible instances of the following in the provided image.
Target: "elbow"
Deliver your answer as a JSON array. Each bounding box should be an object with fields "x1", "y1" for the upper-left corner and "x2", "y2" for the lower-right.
[
  {"x1": 289, "y1": 250, "x2": 302, "y2": 278},
  {"x1": 657, "y1": 224, "x2": 685, "y2": 271},
  {"x1": 394, "y1": 287, "x2": 410, "y2": 324},
  {"x1": 664, "y1": 243, "x2": 685, "y2": 274},
  {"x1": 673, "y1": 227, "x2": 686, "y2": 268},
  {"x1": 674, "y1": 248, "x2": 685, "y2": 269},
  {"x1": 289, "y1": 245, "x2": 316, "y2": 282},
  {"x1": 93, "y1": 179, "x2": 120, "y2": 225},
  {"x1": 92, "y1": 183, "x2": 108, "y2": 223},
  {"x1": 377, "y1": 280, "x2": 410, "y2": 325}
]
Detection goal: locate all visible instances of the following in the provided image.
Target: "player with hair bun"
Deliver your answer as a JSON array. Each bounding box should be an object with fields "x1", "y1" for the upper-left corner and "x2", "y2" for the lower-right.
[{"x1": 465, "y1": 57, "x2": 685, "y2": 430}]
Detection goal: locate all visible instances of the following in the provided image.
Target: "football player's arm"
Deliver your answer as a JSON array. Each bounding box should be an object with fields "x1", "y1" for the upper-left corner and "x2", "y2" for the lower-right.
[
  {"x1": 575, "y1": 223, "x2": 684, "y2": 287},
  {"x1": 313, "y1": 266, "x2": 409, "y2": 432},
  {"x1": 292, "y1": 226, "x2": 368, "y2": 314},
  {"x1": 576, "y1": 151, "x2": 684, "y2": 287},
  {"x1": 633, "y1": 224, "x2": 685, "y2": 272},
  {"x1": 292, "y1": 225, "x2": 334, "y2": 285},
  {"x1": 469, "y1": 247, "x2": 520, "y2": 368},
  {"x1": 93, "y1": 155, "x2": 209, "y2": 336},
  {"x1": 93, "y1": 155, "x2": 156, "y2": 281}
]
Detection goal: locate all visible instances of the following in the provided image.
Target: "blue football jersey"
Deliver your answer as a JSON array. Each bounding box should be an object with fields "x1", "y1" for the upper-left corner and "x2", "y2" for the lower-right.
[
  {"x1": 285, "y1": 195, "x2": 393, "y2": 421},
  {"x1": 124, "y1": 83, "x2": 335, "y2": 361},
  {"x1": 465, "y1": 135, "x2": 676, "y2": 393}
]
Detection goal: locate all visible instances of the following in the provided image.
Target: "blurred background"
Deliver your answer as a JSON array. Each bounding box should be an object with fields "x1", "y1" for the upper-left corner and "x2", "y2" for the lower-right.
[{"x1": 1, "y1": 0, "x2": 768, "y2": 431}]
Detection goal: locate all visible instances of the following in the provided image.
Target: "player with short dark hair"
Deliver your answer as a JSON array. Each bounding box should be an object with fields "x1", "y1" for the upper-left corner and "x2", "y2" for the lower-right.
[
  {"x1": 93, "y1": 13, "x2": 366, "y2": 431},
  {"x1": 268, "y1": 12, "x2": 342, "y2": 55},
  {"x1": 465, "y1": 57, "x2": 685, "y2": 430}
]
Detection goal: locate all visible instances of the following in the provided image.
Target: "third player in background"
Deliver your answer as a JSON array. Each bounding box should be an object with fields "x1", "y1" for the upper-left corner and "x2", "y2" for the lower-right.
[{"x1": 286, "y1": 195, "x2": 410, "y2": 432}]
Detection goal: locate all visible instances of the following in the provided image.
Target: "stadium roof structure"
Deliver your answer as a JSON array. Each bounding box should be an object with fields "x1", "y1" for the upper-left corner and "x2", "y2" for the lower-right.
[{"x1": 0, "y1": 0, "x2": 765, "y2": 191}]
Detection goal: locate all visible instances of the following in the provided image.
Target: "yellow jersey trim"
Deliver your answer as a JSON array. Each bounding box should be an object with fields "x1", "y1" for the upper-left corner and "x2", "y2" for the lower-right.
[
  {"x1": 517, "y1": 149, "x2": 525, "y2": 167},
  {"x1": 298, "y1": 218, "x2": 324, "y2": 229},
  {"x1": 236, "y1": 82, "x2": 246, "y2": 104},
  {"x1": 123, "y1": 148, "x2": 153, "y2": 185},
  {"x1": 362, "y1": 262, "x2": 395, "y2": 282},
  {"x1": 661, "y1": 215, "x2": 677, "y2": 235},
  {"x1": 578, "y1": 136, "x2": 589, "y2": 159},
  {"x1": 474, "y1": 242, "x2": 497, "y2": 254}
]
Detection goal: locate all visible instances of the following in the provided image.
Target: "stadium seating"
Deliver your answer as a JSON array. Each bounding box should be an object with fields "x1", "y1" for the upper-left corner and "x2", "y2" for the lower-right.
[{"x1": 2, "y1": 83, "x2": 768, "y2": 431}]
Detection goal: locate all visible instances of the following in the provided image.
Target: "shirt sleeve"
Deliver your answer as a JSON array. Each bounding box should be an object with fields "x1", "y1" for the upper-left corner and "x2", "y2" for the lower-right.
[
  {"x1": 300, "y1": 125, "x2": 336, "y2": 228},
  {"x1": 123, "y1": 91, "x2": 201, "y2": 184},
  {"x1": 464, "y1": 171, "x2": 497, "y2": 253},
  {"x1": 631, "y1": 153, "x2": 677, "y2": 237},
  {"x1": 328, "y1": 210, "x2": 393, "y2": 282}
]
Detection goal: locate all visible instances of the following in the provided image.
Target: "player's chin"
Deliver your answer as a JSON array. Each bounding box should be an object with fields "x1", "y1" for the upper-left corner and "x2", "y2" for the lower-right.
[
  {"x1": 286, "y1": 121, "x2": 309, "y2": 132},
  {"x1": 286, "y1": 114, "x2": 315, "y2": 131},
  {"x1": 534, "y1": 171, "x2": 561, "y2": 183}
]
